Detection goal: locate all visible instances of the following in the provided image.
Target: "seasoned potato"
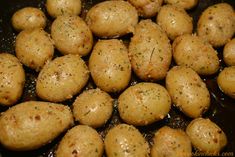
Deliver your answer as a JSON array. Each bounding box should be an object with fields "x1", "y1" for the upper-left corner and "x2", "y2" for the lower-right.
[
  {"x1": 89, "y1": 39, "x2": 131, "y2": 93},
  {"x1": 166, "y1": 66, "x2": 210, "y2": 118},
  {"x1": 173, "y1": 34, "x2": 219, "y2": 75},
  {"x1": 56, "y1": 125, "x2": 104, "y2": 157},
  {"x1": 104, "y1": 124, "x2": 150, "y2": 157},
  {"x1": 157, "y1": 5, "x2": 193, "y2": 40},
  {"x1": 36, "y1": 54, "x2": 89, "y2": 102},
  {"x1": 118, "y1": 82, "x2": 171, "y2": 126},
  {"x1": 12, "y1": 7, "x2": 46, "y2": 31},
  {"x1": 72, "y1": 88, "x2": 113, "y2": 128},
  {"x1": 164, "y1": 0, "x2": 198, "y2": 10},
  {"x1": 0, "y1": 101, "x2": 74, "y2": 151},
  {"x1": 129, "y1": 20, "x2": 172, "y2": 81},
  {"x1": 51, "y1": 15, "x2": 93, "y2": 56},
  {"x1": 0, "y1": 53, "x2": 25, "y2": 106},
  {"x1": 15, "y1": 28, "x2": 54, "y2": 71},
  {"x1": 223, "y1": 38, "x2": 235, "y2": 66},
  {"x1": 151, "y1": 126, "x2": 192, "y2": 157},
  {"x1": 197, "y1": 3, "x2": 235, "y2": 47},
  {"x1": 86, "y1": 1, "x2": 138, "y2": 38},
  {"x1": 186, "y1": 118, "x2": 227, "y2": 155}
]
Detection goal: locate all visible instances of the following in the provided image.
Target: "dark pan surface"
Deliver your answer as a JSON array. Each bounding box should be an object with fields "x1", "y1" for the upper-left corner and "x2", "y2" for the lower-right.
[{"x1": 0, "y1": 0, "x2": 235, "y2": 157}]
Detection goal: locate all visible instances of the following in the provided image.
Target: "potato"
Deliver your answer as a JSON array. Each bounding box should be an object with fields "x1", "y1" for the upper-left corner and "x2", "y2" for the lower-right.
[
  {"x1": 0, "y1": 53, "x2": 25, "y2": 106},
  {"x1": 118, "y1": 82, "x2": 171, "y2": 126},
  {"x1": 166, "y1": 66, "x2": 210, "y2": 118},
  {"x1": 15, "y1": 28, "x2": 54, "y2": 71},
  {"x1": 104, "y1": 124, "x2": 150, "y2": 157},
  {"x1": 223, "y1": 38, "x2": 235, "y2": 66},
  {"x1": 197, "y1": 3, "x2": 235, "y2": 47},
  {"x1": 56, "y1": 125, "x2": 104, "y2": 157},
  {"x1": 86, "y1": 1, "x2": 138, "y2": 38},
  {"x1": 46, "y1": 0, "x2": 81, "y2": 18},
  {"x1": 89, "y1": 39, "x2": 131, "y2": 93},
  {"x1": 0, "y1": 101, "x2": 74, "y2": 151},
  {"x1": 164, "y1": 0, "x2": 198, "y2": 10},
  {"x1": 157, "y1": 5, "x2": 193, "y2": 40},
  {"x1": 36, "y1": 54, "x2": 89, "y2": 102},
  {"x1": 72, "y1": 88, "x2": 113, "y2": 128},
  {"x1": 151, "y1": 126, "x2": 192, "y2": 157},
  {"x1": 51, "y1": 15, "x2": 93, "y2": 56},
  {"x1": 12, "y1": 7, "x2": 46, "y2": 31},
  {"x1": 186, "y1": 118, "x2": 227, "y2": 155},
  {"x1": 217, "y1": 66, "x2": 235, "y2": 99},
  {"x1": 129, "y1": 20, "x2": 172, "y2": 81},
  {"x1": 173, "y1": 34, "x2": 219, "y2": 75}
]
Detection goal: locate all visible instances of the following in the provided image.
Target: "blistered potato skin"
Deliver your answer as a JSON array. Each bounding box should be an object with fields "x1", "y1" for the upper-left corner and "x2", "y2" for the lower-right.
[
  {"x1": 166, "y1": 66, "x2": 210, "y2": 118},
  {"x1": 0, "y1": 53, "x2": 25, "y2": 106},
  {"x1": 164, "y1": 0, "x2": 198, "y2": 10},
  {"x1": 129, "y1": 20, "x2": 172, "y2": 81},
  {"x1": 0, "y1": 101, "x2": 74, "y2": 151},
  {"x1": 223, "y1": 38, "x2": 235, "y2": 66}
]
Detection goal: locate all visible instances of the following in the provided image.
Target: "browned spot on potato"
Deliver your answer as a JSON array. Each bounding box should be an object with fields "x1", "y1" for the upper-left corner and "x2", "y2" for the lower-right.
[{"x1": 35, "y1": 115, "x2": 41, "y2": 120}]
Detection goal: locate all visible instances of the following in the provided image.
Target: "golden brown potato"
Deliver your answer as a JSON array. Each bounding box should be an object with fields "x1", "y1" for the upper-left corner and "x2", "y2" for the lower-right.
[
  {"x1": 223, "y1": 38, "x2": 235, "y2": 66},
  {"x1": 164, "y1": 0, "x2": 198, "y2": 10}
]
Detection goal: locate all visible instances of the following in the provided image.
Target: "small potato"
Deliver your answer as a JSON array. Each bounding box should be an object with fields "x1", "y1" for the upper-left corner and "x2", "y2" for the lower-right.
[
  {"x1": 0, "y1": 101, "x2": 74, "y2": 151},
  {"x1": 15, "y1": 28, "x2": 54, "y2": 71},
  {"x1": 186, "y1": 118, "x2": 227, "y2": 155},
  {"x1": 51, "y1": 15, "x2": 93, "y2": 56},
  {"x1": 157, "y1": 5, "x2": 193, "y2": 40},
  {"x1": 129, "y1": 20, "x2": 172, "y2": 81},
  {"x1": 118, "y1": 82, "x2": 171, "y2": 126},
  {"x1": 197, "y1": 3, "x2": 235, "y2": 47},
  {"x1": 164, "y1": 0, "x2": 198, "y2": 10},
  {"x1": 86, "y1": 1, "x2": 138, "y2": 38},
  {"x1": 104, "y1": 124, "x2": 150, "y2": 157},
  {"x1": 56, "y1": 125, "x2": 104, "y2": 157},
  {"x1": 46, "y1": 0, "x2": 81, "y2": 18},
  {"x1": 89, "y1": 39, "x2": 131, "y2": 93},
  {"x1": 217, "y1": 66, "x2": 235, "y2": 99},
  {"x1": 166, "y1": 66, "x2": 210, "y2": 118},
  {"x1": 151, "y1": 126, "x2": 192, "y2": 157},
  {"x1": 72, "y1": 88, "x2": 113, "y2": 128},
  {"x1": 223, "y1": 38, "x2": 235, "y2": 66},
  {"x1": 173, "y1": 34, "x2": 219, "y2": 75},
  {"x1": 36, "y1": 54, "x2": 89, "y2": 102},
  {"x1": 0, "y1": 53, "x2": 25, "y2": 106}
]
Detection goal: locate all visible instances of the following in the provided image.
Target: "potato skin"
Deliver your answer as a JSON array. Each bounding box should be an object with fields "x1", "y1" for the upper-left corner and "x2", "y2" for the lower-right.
[
  {"x1": 166, "y1": 66, "x2": 210, "y2": 118},
  {"x1": 86, "y1": 1, "x2": 138, "y2": 38},
  {"x1": 164, "y1": 0, "x2": 198, "y2": 10},
  {"x1": 0, "y1": 101, "x2": 74, "y2": 151},
  {"x1": 104, "y1": 124, "x2": 150, "y2": 157},
  {"x1": 223, "y1": 38, "x2": 235, "y2": 66},
  {"x1": 151, "y1": 126, "x2": 192, "y2": 157},
  {"x1": 197, "y1": 3, "x2": 235, "y2": 47},
  {"x1": 56, "y1": 125, "x2": 104, "y2": 157},
  {"x1": 186, "y1": 118, "x2": 227, "y2": 155},
  {"x1": 0, "y1": 53, "x2": 25, "y2": 106},
  {"x1": 36, "y1": 54, "x2": 89, "y2": 102},
  {"x1": 118, "y1": 82, "x2": 171, "y2": 126},
  {"x1": 129, "y1": 20, "x2": 172, "y2": 81},
  {"x1": 173, "y1": 34, "x2": 219, "y2": 75}
]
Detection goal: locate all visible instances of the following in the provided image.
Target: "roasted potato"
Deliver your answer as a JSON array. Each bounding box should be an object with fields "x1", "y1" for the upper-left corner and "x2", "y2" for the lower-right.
[
  {"x1": 223, "y1": 38, "x2": 235, "y2": 66},
  {"x1": 164, "y1": 0, "x2": 198, "y2": 10}
]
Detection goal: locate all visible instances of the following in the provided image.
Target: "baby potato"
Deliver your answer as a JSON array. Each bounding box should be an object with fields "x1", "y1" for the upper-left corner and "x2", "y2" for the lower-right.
[
  {"x1": 129, "y1": 20, "x2": 172, "y2": 81},
  {"x1": 151, "y1": 126, "x2": 192, "y2": 157},
  {"x1": 12, "y1": 7, "x2": 46, "y2": 31},
  {"x1": 15, "y1": 28, "x2": 54, "y2": 71},
  {"x1": 46, "y1": 0, "x2": 81, "y2": 18},
  {"x1": 51, "y1": 15, "x2": 93, "y2": 56},
  {"x1": 223, "y1": 38, "x2": 235, "y2": 66},
  {"x1": 217, "y1": 66, "x2": 235, "y2": 99},
  {"x1": 0, "y1": 101, "x2": 74, "y2": 151},
  {"x1": 166, "y1": 66, "x2": 210, "y2": 118},
  {"x1": 104, "y1": 124, "x2": 150, "y2": 157},
  {"x1": 72, "y1": 88, "x2": 113, "y2": 128},
  {"x1": 56, "y1": 125, "x2": 104, "y2": 157},
  {"x1": 157, "y1": 5, "x2": 193, "y2": 40},
  {"x1": 173, "y1": 34, "x2": 219, "y2": 75},
  {"x1": 89, "y1": 39, "x2": 131, "y2": 93},
  {"x1": 197, "y1": 3, "x2": 235, "y2": 47},
  {"x1": 0, "y1": 53, "x2": 25, "y2": 106},
  {"x1": 36, "y1": 54, "x2": 89, "y2": 102},
  {"x1": 86, "y1": 0, "x2": 138, "y2": 38},
  {"x1": 118, "y1": 82, "x2": 171, "y2": 126},
  {"x1": 186, "y1": 118, "x2": 227, "y2": 155},
  {"x1": 164, "y1": 0, "x2": 198, "y2": 10}
]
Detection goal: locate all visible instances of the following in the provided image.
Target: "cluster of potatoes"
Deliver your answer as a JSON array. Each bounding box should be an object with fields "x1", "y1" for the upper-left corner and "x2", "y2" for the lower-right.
[{"x1": 0, "y1": 0, "x2": 234, "y2": 156}]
